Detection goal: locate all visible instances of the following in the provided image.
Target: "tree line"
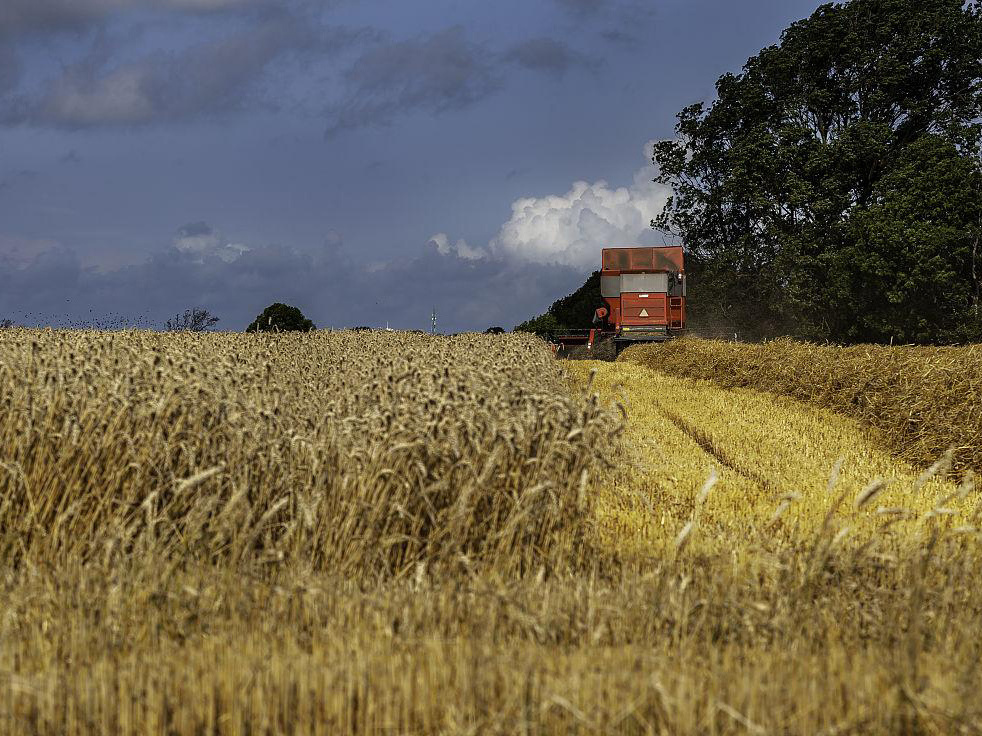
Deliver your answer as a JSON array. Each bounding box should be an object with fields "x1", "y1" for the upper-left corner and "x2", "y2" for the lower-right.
[{"x1": 0, "y1": 303, "x2": 317, "y2": 333}]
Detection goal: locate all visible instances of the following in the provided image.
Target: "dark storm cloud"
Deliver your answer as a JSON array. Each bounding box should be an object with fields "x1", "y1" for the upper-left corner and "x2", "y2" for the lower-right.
[
  {"x1": 0, "y1": 42, "x2": 20, "y2": 94},
  {"x1": 32, "y1": 16, "x2": 326, "y2": 127},
  {"x1": 177, "y1": 221, "x2": 215, "y2": 238},
  {"x1": 0, "y1": 0, "x2": 264, "y2": 34},
  {"x1": 0, "y1": 230, "x2": 586, "y2": 333},
  {"x1": 552, "y1": 0, "x2": 608, "y2": 17},
  {"x1": 0, "y1": 169, "x2": 37, "y2": 194},
  {"x1": 0, "y1": 1, "x2": 372, "y2": 129},
  {"x1": 376, "y1": 241, "x2": 586, "y2": 331},
  {"x1": 600, "y1": 28, "x2": 641, "y2": 47},
  {"x1": 0, "y1": 238, "x2": 329, "y2": 328},
  {"x1": 0, "y1": 0, "x2": 128, "y2": 33},
  {"x1": 506, "y1": 38, "x2": 590, "y2": 76},
  {"x1": 552, "y1": 0, "x2": 655, "y2": 46},
  {"x1": 0, "y1": 245, "x2": 84, "y2": 324},
  {"x1": 325, "y1": 26, "x2": 500, "y2": 135}
]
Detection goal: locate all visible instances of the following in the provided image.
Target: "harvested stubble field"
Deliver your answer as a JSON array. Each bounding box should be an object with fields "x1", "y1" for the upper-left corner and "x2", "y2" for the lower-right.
[
  {"x1": 620, "y1": 337, "x2": 982, "y2": 473},
  {"x1": 1, "y1": 329, "x2": 981, "y2": 735}
]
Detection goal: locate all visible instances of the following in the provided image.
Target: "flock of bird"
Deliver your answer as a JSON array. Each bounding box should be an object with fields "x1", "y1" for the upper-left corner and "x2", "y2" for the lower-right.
[{"x1": 0, "y1": 310, "x2": 160, "y2": 330}]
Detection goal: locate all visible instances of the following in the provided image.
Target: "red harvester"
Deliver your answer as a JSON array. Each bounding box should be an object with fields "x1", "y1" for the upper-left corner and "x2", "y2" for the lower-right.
[{"x1": 556, "y1": 246, "x2": 686, "y2": 357}]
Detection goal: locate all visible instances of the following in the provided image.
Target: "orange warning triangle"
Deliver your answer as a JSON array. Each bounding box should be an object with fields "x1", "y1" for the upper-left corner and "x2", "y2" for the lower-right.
[{"x1": 639, "y1": 308, "x2": 649, "y2": 318}]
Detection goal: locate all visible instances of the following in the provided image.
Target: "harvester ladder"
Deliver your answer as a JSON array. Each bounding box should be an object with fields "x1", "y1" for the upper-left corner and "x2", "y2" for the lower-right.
[{"x1": 669, "y1": 297, "x2": 683, "y2": 328}]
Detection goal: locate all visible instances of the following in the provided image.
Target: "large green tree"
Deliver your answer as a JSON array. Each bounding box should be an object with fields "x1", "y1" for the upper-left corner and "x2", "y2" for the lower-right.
[
  {"x1": 246, "y1": 303, "x2": 315, "y2": 333},
  {"x1": 654, "y1": 0, "x2": 982, "y2": 343}
]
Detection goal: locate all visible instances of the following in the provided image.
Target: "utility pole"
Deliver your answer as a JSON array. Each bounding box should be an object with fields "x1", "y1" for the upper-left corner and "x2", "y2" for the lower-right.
[{"x1": 430, "y1": 307, "x2": 437, "y2": 335}]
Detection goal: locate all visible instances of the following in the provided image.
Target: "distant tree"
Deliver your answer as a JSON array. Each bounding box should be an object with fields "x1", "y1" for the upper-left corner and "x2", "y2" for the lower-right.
[
  {"x1": 515, "y1": 271, "x2": 603, "y2": 337},
  {"x1": 0, "y1": 318, "x2": 14, "y2": 329},
  {"x1": 514, "y1": 312, "x2": 561, "y2": 338},
  {"x1": 165, "y1": 308, "x2": 219, "y2": 332},
  {"x1": 653, "y1": 0, "x2": 982, "y2": 343},
  {"x1": 246, "y1": 303, "x2": 316, "y2": 333},
  {"x1": 485, "y1": 326, "x2": 506, "y2": 334}
]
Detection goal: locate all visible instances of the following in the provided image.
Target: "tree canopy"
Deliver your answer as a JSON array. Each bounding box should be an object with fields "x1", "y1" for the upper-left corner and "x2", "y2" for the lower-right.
[
  {"x1": 653, "y1": 0, "x2": 982, "y2": 343},
  {"x1": 246, "y1": 303, "x2": 316, "y2": 333}
]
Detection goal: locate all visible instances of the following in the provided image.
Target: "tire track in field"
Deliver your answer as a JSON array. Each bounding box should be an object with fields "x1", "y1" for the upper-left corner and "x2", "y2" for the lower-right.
[{"x1": 652, "y1": 404, "x2": 777, "y2": 495}]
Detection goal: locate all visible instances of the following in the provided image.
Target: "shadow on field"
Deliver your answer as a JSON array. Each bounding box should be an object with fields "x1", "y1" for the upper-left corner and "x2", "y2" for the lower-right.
[{"x1": 563, "y1": 337, "x2": 617, "y2": 361}]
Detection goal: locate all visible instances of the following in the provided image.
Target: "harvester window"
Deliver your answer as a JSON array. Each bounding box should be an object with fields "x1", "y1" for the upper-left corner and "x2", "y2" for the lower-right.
[
  {"x1": 600, "y1": 274, "x2": 621, "y2": 297},
  {"x1": 621, "y1": 273, "x2": 669, "y2": 293}
]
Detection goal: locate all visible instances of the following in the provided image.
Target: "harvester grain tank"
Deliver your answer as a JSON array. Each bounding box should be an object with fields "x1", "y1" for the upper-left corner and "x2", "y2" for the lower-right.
[{"x1": 556, "y1": 246, "x2": 686, "y2": 356}]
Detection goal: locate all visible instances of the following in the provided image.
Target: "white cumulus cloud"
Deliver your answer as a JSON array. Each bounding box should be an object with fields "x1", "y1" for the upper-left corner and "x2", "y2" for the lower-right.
[
  {"x1": 427, "y1": 232, "x2": 488, "y2": 261},
  {"x1": 486, "y1": 141, "x2": 672, "y2": 269}
]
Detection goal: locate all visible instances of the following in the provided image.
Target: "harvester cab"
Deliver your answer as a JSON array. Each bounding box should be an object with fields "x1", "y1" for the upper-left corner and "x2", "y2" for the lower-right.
[{"x1": 555, "y1": 246, "x2": 686, "y2": 357}]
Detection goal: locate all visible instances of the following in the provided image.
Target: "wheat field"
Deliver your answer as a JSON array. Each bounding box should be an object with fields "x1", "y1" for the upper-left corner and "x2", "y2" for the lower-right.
[{"x1": 1, "y1": 329, "x2": 980, "y2": 734}]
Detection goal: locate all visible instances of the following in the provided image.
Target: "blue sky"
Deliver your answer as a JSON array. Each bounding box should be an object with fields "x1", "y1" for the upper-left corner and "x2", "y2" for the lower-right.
[{"x1": 0, "y1": 0, "x2": 821, "y2": 331}]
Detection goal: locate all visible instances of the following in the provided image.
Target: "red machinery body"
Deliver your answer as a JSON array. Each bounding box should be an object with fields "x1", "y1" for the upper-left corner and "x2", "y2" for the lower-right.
[
  {"x1": 600, "y1": 246, "x2": 685, "y2": 341},
  {"x1": 556, "y1": 246, "x2": 686, "y2": 356}
]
